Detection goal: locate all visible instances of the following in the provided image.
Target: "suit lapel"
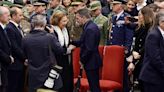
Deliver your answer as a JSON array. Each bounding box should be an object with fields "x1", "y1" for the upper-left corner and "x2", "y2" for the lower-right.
[
  {"x1": 9, "y1": 22, "x2": 23, "y2": 38},
  {"x1": 0, "y1": 26, "x2": 11, "y2": 46},
  {"x1": 156, "y1": 27, "x2": 164, "y2": 46}
]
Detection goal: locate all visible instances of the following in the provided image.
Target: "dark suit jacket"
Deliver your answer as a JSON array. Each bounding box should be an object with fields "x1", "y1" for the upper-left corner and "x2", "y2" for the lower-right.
[
  {"x1": 0, "y1": 25, "x2": 12, "y2": 86},
  {"x1": 6, "y1": 22, "x2": 25, "y2": 71},
  {"x1": 22, "y1": 30, "x2": 66, "y2": 92},
  {"x1": 139, "y1": 27, "x2": 164, "y2": 85},
  {"x1": 72, "y1": 20, "x2": 102, "y2": 70}
]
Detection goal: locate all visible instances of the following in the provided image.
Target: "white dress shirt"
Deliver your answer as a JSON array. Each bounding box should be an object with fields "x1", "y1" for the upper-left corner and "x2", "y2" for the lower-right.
[{"x1": 158, "y1": 26, "x2": 164, "y2": 39}]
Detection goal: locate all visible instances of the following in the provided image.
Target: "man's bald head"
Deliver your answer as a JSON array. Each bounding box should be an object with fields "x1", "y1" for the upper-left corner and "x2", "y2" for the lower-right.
[
  {"x1": 0, "y1": 6, "x2": 10, "y2": 24},
  {"x1": 0, "y1": 6, "x2": 9, "y2": 16}
]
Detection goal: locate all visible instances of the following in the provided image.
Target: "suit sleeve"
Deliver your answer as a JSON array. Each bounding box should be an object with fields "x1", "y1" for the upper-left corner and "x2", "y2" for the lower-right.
[
  {"x1": 50, "y1": 34, "x2": 66, "y2": 55},
  {"x1": 146, "y1": 33, "x2": 164, "y2": 77},
  {"x1": 0, "y1": 40, "x2": 11, "y2": 64},
  {"x1": 80, "y1": 28, "x2": 97, "y2": 64},
  {"x1": 6, "y1": 27, "x2": 25, "y2": 61}
]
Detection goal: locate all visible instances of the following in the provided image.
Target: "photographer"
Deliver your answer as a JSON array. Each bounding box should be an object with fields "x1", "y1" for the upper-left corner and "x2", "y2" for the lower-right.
[{"x1": 22, "y1": 14, "x2": 73, "y2": 92}]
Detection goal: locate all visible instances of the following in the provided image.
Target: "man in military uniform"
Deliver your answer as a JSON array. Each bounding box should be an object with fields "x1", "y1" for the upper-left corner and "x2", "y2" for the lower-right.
[
  {"x1": 30, "y1": 0, "x2": 50, "y2": 24},
  {"x1": 47, "y1": 0, "x2": 66, "y2": 16},
  {"x1": 89, "y1": 1, "x2": 108, "y2": 45},
  {"x1": 67, "y1": 1, "x2": 84, "y2": 41},
  {"x1": 107, "y1": 0, "x2": 134, "y2": 92}
]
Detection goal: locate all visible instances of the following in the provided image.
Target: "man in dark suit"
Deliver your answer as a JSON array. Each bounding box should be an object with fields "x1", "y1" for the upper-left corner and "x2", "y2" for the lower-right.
[
  {"x1": 5, "y1": 7, "x2": 25, "y2": 92},
  {"x1": 72, "y1": 8, "x2": 102, "y2": 92},
  {"x1": 0, "y1": 6, "x2": 14, "y2": 92},
  {"x1": 139, "y1": 11, "x2": 164, "y2": 92}
]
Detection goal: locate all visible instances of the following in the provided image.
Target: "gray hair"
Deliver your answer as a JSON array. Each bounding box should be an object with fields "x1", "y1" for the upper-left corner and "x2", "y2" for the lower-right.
[
  {"x1": 154, "y1": 10, "x2": 164, "y2": 26},
  {"x1": 31, "y1": 14, "x2": 47, "y2": 28},
  {"x1": 0, "y1": 6, "x2": 9, "y2": 16}
]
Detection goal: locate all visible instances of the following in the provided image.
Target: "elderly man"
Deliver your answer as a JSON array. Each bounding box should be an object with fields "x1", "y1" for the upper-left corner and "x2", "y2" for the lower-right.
[
  {"x1": 23, "y1": 14, "x2": 75, "y2": 92},
  {"x1": 0, "y1": 6, "x2": 14, "y2": 92}
]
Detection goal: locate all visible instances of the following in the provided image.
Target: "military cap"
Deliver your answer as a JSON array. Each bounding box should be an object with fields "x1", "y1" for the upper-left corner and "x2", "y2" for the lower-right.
[
  {"x1": 12, "y1": 4, "x2": 23, "y2": 8},
  {"x1": 89, "y1": 1, "x2": 102, "y2": 11},
  {"x1": 71, "y1": 0, "x2": 83, "y2": 6},
  {"x1": 111, "y1": 0, "x2": 127, "y2": 4},
  {"x1": 33, "y1": 2, "x2": 45, "y2": 6},
  {"x1": 0, "y1": 1, "x2": 14, "y2": 7},
  {"x1": 33, "y1": 0, "x2": 49, "y2": 6}
]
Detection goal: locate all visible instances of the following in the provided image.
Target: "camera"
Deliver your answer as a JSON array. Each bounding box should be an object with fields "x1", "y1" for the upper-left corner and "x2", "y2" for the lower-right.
[
  {"x1": 127, "y1": 16, "x2": 138, "y2": 22},
  {"x1": 44, "y1": 65, "x2": 63, "y2": 89}
]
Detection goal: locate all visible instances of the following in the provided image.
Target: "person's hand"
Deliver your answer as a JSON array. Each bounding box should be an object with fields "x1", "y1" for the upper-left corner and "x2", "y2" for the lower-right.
[
  {"x1": 128, "y1": 63, "x2": 135, "y2": 75},
  {"x1": 79, "y1": 61, "x2": 84, "y2": 69},
  {"x1": 126, "y1": 55, "x2": 133, "y2": 63},
  {"x1": 124, "y1": 16, "x2": 131, "y2": 24},
  {"x1": 67, "y1": 45, "x2": 76, "y2": 54},
  {"x1": 10, "y1": 55, "x2": 14, "y2": 64},
  {"x1": 132, "y1": 51, "x2": 141, "y2": 59},
  {"x1": 24, "y1": 59, "x2": 28, "y2": 66},
  {"x1": 46, "y1": 25, "x2": 54, "y2": 33}
]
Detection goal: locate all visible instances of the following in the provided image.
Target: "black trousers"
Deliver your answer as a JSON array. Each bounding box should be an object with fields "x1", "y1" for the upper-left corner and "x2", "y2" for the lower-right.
[
  {"x1": 0, "y1": 86, "x2": 7, "y2": 92},
  {"x1": 85, "y1": 69, "x2": 101, "y2": 92},
  {"x1": 143, "y1": 82, "x2": 164, "y2": 92},
  {"x1": 7, "y1": 70, "x2": 24, "y2": 92}
]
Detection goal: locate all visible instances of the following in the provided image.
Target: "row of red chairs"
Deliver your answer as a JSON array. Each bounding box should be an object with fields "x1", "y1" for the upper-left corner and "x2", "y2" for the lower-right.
[{"x1": 72, "y1": 45, "x2": 125, "y2": 92}]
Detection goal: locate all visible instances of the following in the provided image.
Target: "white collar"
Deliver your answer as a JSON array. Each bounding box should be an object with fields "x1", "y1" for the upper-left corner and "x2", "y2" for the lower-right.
[
  {"x1": 0, "y1": 22, "x2": 6, "y2": 29},
  {"x1": 53, "y1": 26, "x2": 69, "y2": 47},
  {"x1": 116, "y1": 10, "x2": 124, "y2": 20},
  {"x1": 10, "y1": 20, "x2": 19, "y2": 27},
  {"x1": 158, "y1": 26, "x2": 164, "y2": 38}
]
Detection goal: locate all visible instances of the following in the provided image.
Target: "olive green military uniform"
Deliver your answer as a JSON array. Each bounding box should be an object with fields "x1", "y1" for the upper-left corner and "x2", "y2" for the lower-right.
[{"x1": 90, "y1": 1, "x2": 108, "y2": 45}]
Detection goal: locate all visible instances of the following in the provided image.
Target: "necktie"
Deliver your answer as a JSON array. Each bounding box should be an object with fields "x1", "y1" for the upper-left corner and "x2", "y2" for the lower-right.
[
  {"x1": 18, "y1": 25, "x2": 24, "y2": 37},
  {"x1": 113, "y1": 15, "x2": 117, "y2": 24}
]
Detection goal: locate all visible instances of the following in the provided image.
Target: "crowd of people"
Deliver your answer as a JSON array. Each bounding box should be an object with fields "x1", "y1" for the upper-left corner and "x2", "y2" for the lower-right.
[{"x1": 0, "y1": 0, "x2": 164, "y2": 92}]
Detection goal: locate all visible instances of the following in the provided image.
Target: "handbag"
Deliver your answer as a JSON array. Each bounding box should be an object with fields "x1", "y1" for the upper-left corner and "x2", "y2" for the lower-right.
[{"x1": 73, "y1": 66, "x2": 83, "y2": 92}]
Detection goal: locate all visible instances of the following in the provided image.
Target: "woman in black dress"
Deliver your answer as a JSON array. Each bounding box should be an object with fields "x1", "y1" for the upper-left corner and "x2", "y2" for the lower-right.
[
  {"x1": 50, "y1": 10, "x2": 74, "y2": 92},
  {"x1": 127, "y1": 6, "x2": 155, "y2": 91}
]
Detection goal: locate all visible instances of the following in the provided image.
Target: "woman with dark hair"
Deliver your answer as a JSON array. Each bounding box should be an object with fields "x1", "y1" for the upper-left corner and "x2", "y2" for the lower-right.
[
  {"x1": 50, "y1": 10, "x2": 74, "y2": 92},
  {"x1": 127, "y1": 6, "x2": 155, "y2": 91}
]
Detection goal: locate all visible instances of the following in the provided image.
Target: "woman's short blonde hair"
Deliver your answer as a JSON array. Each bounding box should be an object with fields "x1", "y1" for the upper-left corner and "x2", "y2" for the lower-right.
[{"x1": 50, "y1": 10, "x2": 66, "y2": 26}]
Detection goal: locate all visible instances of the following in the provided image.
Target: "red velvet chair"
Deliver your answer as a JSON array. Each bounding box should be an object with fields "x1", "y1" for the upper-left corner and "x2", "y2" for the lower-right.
[
  {"x1": 73, "y1": 46, "x2": 104, "y2": 88},
  {"x1": 80, "y1": 45, "x2": 125, "y2": 92}
]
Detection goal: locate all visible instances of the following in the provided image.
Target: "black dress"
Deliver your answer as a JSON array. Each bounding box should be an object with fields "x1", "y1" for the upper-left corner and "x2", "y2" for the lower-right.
[
  {"x1": 54, "y1": 29, "x2": 73, "y2": 92},
  {"x1": 132, "y1": 24, "x2": 151, "y2": 80}
]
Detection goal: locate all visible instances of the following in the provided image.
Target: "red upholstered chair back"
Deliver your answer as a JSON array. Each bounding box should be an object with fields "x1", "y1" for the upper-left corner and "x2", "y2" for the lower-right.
[
  {"x1": 102, "y1": 45, "x2": 124, "y2": 84},
  {"x1": 72, "y1": 48, "x2": 80, "y2": 78}
]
